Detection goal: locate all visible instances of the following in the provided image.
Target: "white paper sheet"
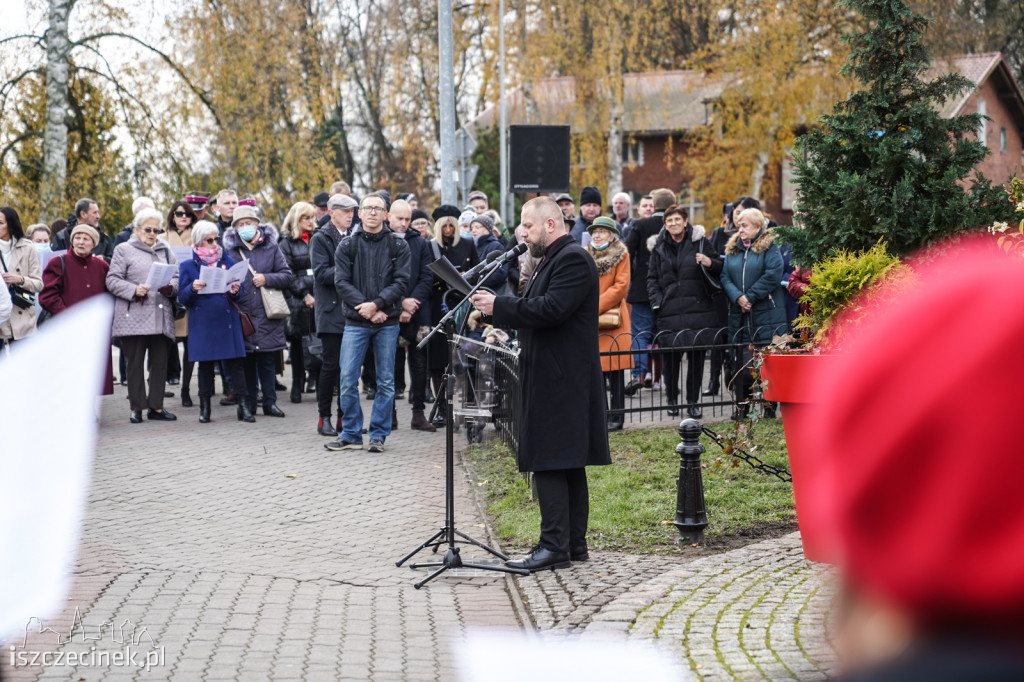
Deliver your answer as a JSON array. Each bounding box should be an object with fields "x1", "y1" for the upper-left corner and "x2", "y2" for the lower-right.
[
  {"x1": 0, "y1": 296, "x2": 113, "y2": 644},
  {"x1": 198, "y1": 261, "x2": 248, "y2": 294},
  {"x1": 144, "y1": 262, "x2": 178, "y2": 289}
]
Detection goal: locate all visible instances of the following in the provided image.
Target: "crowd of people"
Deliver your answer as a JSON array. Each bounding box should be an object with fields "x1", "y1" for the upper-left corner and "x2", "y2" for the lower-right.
[{"x1": 0, "y1": 182, "x2": 795, "y2": 445}]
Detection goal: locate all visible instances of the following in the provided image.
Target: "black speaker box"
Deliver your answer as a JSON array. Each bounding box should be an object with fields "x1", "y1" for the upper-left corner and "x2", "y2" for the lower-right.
[{"x1": 509, "y1": 125, "x2": 570, "y2": 193}]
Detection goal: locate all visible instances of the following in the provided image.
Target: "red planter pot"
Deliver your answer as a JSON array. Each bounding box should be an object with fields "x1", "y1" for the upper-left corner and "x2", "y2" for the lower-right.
[{"x1": 761, "y1": 353, "x2": 839, "y2": 563}]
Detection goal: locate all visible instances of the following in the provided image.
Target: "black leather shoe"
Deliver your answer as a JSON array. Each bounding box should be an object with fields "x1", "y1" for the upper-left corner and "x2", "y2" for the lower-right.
[
  {"x1": 624, "y1": 378, "x2": 643, "y2": 396},
  {"x1": 607, "y1": 420, "x2": 623, "y2": 432},
  {"x1": 129, "y1": 410, "x2": 143, "y2": 424},
  {"x1": 275, "y1": 380, "x2": 286, "y2": 391},
  {"x1": 424, "y1": 389, "x2": 435, "y2": 404},
  {"x1": 687, "y1": 406, "x2": 703, "y2": 420},
  {"x1": 220, "y1": 391, "x2": 238, "y2": 406},
  {"x1": 570, "y1": 545, "x2": 589, "y2": 562},
  {"x1": 263, "y1": 404, "x2": 286, "y2": 418},
  {"x1": 199, "y1": 398, "x2": 211, "y2": 423},
  {"x1": 318, "y1": 417, "x2": 338, "y2": 437},
  {"x1": 163, "y1": 390, "x2": 174, "y2": 398},
  {"x1": 701, "y1": 379, "x2": 720, "y2": 397},
  {"x1": 237, "y1": 403, "x2": 256, "y2": 423},
  {"x1": 666, "y1": 405, "x2": 680, "y2": 417},
  {"x1": 505, "y1": 546, "x2": 571, "y2": 572},
  {"x1": 147, "y1": 409, "x2": 177, "y2": 421}
]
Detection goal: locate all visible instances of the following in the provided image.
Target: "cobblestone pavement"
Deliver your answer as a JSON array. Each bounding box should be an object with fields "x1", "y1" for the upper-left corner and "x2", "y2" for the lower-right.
[
  {"x1": 3, "y1": 367, "x2": 839, "y2": 682},
  {"x1": 3, "y1": 375, "x2": 519, "y2": 682}
]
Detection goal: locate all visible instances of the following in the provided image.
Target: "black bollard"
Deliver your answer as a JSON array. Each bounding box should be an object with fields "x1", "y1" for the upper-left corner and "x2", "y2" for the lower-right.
[{"x1": 674, "y1": 418, "x2": 709, "y2": 544}]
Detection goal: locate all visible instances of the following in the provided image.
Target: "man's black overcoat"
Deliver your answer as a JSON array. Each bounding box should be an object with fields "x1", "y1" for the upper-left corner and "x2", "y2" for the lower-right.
[{"x1": 492, "y1": 236, "x2": 611, "y2": 473}]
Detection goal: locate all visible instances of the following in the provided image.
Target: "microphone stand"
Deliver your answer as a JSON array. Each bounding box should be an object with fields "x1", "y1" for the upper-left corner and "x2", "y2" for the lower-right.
[{"x1": 396, "y1": 258, "x2": 529, "y2": 588}]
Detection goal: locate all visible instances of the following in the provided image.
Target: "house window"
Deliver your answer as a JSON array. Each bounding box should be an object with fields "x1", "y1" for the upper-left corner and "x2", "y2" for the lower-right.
[
  {"x1": 978, "y1": 98, "x2": 987, "y2": 147},
  {"x1": 622, "y1": 139, "x2": 644, "y2": 167},
  {"x1": 1000, "y1": 127, "x2": 1007, "y2": 153}
]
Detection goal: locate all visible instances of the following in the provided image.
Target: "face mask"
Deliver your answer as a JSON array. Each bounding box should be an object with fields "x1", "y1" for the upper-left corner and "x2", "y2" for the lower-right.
[
  {"x1": 34, "y1": 243, "x2": 52, "y2": 254},
  {"x1": 460, "y1": 230, "x2": 473, "y2": 240},
  {"x1": 237, "y1": 226, "x2": 257, "y2": 242},
  {"x1": 591, "y1": 241, "x2": 609, "y2": 251}
]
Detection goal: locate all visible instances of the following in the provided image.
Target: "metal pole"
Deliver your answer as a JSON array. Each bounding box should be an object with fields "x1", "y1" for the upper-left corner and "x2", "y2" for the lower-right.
[
  {"x1": 674, "y1": 418, "x2": 709, "y2": 544},
  {"x1": 438, "y1": 0, "x2": 456, "y2": 205},
  {"x1": 499, "y1": 0, "x2": 508, "y2": 226}
]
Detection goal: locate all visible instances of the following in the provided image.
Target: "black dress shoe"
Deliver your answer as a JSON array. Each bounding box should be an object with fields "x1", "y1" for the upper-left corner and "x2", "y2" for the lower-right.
[
  {"x1": 666, "y1": 405, "x2": 680, "y2": 417},
  {"x1": 304, "y1": 380, "x2": 317, "y2": 394},
  {"x1": 701, "y1": 382, "x2": 720, "y2": 397},
  {"x1": 274, "y1": 380, "x2": 286, "y2": 391},
  {"x1": 624, "y1": 378, "x2": 643, "y2": 396},
  {"x1": 237, "y1": 403, "x2": 256, "y2": 423},
  {"x1": 606, "y1": 420, "x2": 623, "y2": 432},
  {"x1": 570, "y1": 545, "x2": 589, "y2": 562},
  {"x1": 263, "y1": 404, "x2": 286, "y2": 417},
  {"x1": 129, "y1": 410, "x2": 143, "y2": 424},
  {"x1": 505, "y1": 546, "x2": 571, "y2": 572},
  {"x1": 290, "y1": 388, "x2": 302, "y2": 404},
  {"x1": 163, "y1": 390, "x2": 174, "y2": 398},
  {"x1": 687, "y1": 405, "x2": 703, "y2": 419},
  {"x1": 148, "y1": 409, "x2": 177, "y2": 421}
]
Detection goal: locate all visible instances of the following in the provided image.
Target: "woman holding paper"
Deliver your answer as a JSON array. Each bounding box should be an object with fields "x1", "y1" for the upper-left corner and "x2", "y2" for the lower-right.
[
  {"x1": 106, "y1": 207, "x2": 179, "y2": 423},
  {"x1": 223, "y1": 206, "x2": 293, "y2": 418},
  {"x1": 177, "y1": 221, "x2": 251, "y2": 424}
]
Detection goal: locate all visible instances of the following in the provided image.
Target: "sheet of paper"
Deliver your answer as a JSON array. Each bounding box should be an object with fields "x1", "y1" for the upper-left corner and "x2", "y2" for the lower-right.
[
  {"x1": 0, "y1": 296, "x2": 113, "y2": 644},
  {"x1": 198, "y1": 261, "x2": 248, "y2": 294},
  {"x1": 171, "y1": 246, "x2": 193, "y2": 263},
  {"x1": 144, "y1": 262, "x2": 177, "y2": 289}
]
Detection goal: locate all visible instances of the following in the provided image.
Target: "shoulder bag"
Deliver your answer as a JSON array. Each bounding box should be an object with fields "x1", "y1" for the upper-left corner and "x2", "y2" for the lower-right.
[{"x1": 239, "y1": 250, "x2": 290, "y2": 320}]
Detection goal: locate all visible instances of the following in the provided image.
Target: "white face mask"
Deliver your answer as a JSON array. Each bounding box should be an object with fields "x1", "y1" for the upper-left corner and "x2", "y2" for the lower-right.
[{"x1": 34, "y1": 243, "x2": 52, "y2": 254}]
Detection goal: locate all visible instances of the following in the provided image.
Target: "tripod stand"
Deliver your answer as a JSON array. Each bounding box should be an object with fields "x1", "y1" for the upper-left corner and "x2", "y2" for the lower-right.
[{"x1": 395, "y1": 266, "x2": 529, "y2": 588}]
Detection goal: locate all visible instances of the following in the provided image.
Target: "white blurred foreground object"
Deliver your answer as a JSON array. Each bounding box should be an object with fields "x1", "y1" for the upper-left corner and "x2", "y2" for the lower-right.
[
  {"x1": 455, "y1": 629, "x2": 691, "y2": 682},
  {"x1": 0, "y1": 296, "x2": 113, "y2": 644}
]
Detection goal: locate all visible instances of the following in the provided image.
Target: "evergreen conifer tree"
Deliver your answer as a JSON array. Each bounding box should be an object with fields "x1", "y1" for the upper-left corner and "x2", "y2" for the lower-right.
[{"x1": 777, "y1": 0, "x2": 1013, "y2": 266}]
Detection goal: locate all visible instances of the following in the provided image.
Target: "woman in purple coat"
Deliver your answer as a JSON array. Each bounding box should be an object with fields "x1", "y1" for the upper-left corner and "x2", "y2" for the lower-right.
[
  {"x1": 177, "y1": 221, "x2": 252, "y2": 423},
  {"x1": 222, "y1": 207, "x2": 293, "y2": 418}
]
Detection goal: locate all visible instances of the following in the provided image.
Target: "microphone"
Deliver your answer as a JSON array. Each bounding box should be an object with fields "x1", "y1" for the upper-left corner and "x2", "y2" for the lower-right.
[
  {"x1": 466, "y1": 242, "x2": 528, "y2": 284},
  {"x1": 463, "y1": 250, "x2": 502, "y2": 284}
]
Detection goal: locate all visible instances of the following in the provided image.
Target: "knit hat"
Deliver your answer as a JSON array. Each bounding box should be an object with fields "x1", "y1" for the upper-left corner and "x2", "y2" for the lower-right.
[
  {"x1": 327, "y1": 194, "x2": 358, "y2": 210},
  {"x1": 69, "y1": 223, "x2": 100, "y2": 248},
  {"x1": 231, "y1": 206, "x2": 259, "y2": 226},
  {"x1": 467, "y1": 190, "x2": 488, "y2": 204},
  {"x1": 587, "y1": 215, "x2": 619, "y2": 236},
  {"x1": 458, "y1": 209, "x2": 478, "y2": 227},
  {"x1": 313, "y1": 192, "x2": 330, "y2": 208},
  {"x1": 470, "y1": 212, "x2": 495, "y2": 233},
  {"x1": 410, "y1": 209, "x2": 430, "y2": 224},
  {"x1": 432, "y1": 204, "x2": 461, "y2": 221},
  {"x1": 810, "y1": 237, "x2": 1024, "y2": 625},
  {"x1": 580, "y1": 186, "x2": 602, "y2": 207}
]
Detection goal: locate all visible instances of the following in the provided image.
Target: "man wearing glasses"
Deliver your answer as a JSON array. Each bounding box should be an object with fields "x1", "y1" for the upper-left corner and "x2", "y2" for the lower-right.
[{"x1": 326, "y1": 195, "x2": 410, "y2": 453}]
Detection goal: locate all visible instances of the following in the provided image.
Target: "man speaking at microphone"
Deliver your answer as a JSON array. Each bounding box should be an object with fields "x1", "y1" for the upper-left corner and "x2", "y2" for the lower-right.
[{"x1": 471, "y1": 196, "x2": 610, "y2": 572}]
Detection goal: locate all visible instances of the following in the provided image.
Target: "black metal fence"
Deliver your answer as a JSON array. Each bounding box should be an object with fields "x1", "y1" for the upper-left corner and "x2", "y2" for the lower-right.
[{"x1": 488, "y1": 325, "x2": 790, "y2": 454}]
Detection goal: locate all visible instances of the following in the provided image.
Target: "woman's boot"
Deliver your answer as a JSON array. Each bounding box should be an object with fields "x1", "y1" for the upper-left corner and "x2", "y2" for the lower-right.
[
  {"x1": 199, "y1": 397, "x2": 211, "y2": 423},
  {"x1": 237, "y1": 402, "x2": 255, "y2": 423}
]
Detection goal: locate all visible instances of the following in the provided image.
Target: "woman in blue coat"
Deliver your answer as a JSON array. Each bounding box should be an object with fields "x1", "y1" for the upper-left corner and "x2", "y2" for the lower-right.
[
  {"x1": 177, "y1": 221, "x2": 253, "y2": 424},
  {"x1": 720, "y1": 208, "x2": 788, "y2": 419}
]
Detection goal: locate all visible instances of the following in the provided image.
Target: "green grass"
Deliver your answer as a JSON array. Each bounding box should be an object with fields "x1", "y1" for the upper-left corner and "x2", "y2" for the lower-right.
[{"x1": 463, "y1": 420, "x2": 796, "y2": 554}]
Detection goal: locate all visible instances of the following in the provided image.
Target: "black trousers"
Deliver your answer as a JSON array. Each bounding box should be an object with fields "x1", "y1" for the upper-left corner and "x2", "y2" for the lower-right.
[
  {"x1": 664, "y1": 349, "x2": 706, "y2": 405},
  {"x1": 121, "y1": 334, "x2": 168, "y2": 412},
  {"x1": 198, "y1": 358, "x2": 247, "y2": 399},
  {"x1": 317, "y1": 332, "x2": 343, "y2": 419},
  {"x1": 605, "y1": 370, "x2": 625, "y2": 426},
  {"x1": 396, "y1": 343, "x2": 428, "y2": 411},
  {"x1": 179, "y1": 337, "x2": 195, "y2": 395},
  {"x1": 166, "y1": 336, "x2": 181, "y2": 381},
  {"x1": 533, "y1": 468, "x2": 590, "y2": 553}
]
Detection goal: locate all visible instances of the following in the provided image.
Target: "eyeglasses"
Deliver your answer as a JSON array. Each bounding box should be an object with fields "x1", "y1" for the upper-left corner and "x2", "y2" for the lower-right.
[
  {"x1": 174, "y1": 211, "x2": 189, "y2": 218},
  {"x1": 140, "y1": 228, "x2": 159, "y2": 234},
  {"x1": 202, "y1": 237, "x2": 218, "y2": 245},
  {"x1": 361, "y1": 206, "x2": 386, "y2": 214}
]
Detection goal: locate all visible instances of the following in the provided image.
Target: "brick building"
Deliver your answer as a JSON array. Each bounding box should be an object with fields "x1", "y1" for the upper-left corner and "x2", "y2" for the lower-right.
[{"x1": 469, "y1": 53, "x2": 1023, "y2": 226}]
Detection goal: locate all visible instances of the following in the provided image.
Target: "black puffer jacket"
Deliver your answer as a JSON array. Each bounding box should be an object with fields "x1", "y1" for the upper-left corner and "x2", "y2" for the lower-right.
[
  {"x1": 280, "y1": 234, "x2": 315, "y2": 338},
  {"x1": 646, "y1": 224, "x2": 722, "y2": 345},
  {"x1": 310, "y1": 224, "x2": 346, "y2": 335},
  {"x1": 334, "y1": 226, "x2": 410, "y2": 327}
]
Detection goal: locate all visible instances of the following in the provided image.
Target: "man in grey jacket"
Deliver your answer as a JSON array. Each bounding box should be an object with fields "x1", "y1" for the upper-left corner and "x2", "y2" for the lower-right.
[{"x1": 326, "y1": 194, "x2": 410, "y2": 453}]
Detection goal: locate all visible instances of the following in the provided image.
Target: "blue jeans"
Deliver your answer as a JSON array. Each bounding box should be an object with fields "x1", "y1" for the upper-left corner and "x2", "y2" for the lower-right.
[
  {"x1": 339, "y1": 323, "x2": 399, "y2": 443},
  {"x1": 630, "y1": 302, "x2": 655, "y2": 379}
]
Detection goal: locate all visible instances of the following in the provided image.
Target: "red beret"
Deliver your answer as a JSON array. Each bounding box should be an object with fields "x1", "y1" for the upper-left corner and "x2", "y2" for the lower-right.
[{"x1": 813, "y1": 238, "x2": 1024, "y2": 624}]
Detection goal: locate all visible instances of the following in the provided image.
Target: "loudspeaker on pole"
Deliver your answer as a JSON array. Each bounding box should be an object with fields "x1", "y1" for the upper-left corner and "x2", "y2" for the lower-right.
[{"x1": 509, "y1": 125, "x2": 571, "y2": 193}]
